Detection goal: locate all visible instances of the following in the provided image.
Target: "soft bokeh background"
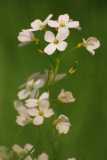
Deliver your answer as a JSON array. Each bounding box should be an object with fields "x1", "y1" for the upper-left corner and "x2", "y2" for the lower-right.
[{"x1": 0, "y1": 0, "x2": 106, "y2": 159}]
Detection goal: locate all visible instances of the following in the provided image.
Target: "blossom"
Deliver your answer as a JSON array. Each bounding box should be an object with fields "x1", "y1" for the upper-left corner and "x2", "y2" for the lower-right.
[
  {"x1": 44, "y1": 30, "x2": 68, "y2": 55},
  {"x1": 82, "y1": 37, "x2": 100, "y2": 55},
  {"x1": 12, "y1": 144, "x2": 34, "y2": 160},
  {"x1": 48, "y1": 14, "x2": 80, "y2": 34},
  {"x1": 26, "y1": 92, "x2": 54, "y2": 126},
  {"x1": 54, "y1": 114, "x2": 71, "y2": 134},
  {"x1": 18, "y1": 29, "x2": 34, "y2": 43},
  {"x1": 31, "y1": 14, "x2": 53, "y2": 31},
  {"x1": 58, "y1": 89, "x2": 76, "y2": 103},
  {"x1": 17, "y1": 75, "x2": 46, "y2": 101}
]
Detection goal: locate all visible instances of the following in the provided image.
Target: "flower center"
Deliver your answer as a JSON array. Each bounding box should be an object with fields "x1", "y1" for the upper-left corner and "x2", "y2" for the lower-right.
[
  {"x1": 54, "y1": 39, "x2": 59, "y2": 44},
  {"x1": 39, "y1": 111, "x2": 44, "y2": 116},
  {"x1": 60, "y1": 20, "x2": 65, "y2": 27}
]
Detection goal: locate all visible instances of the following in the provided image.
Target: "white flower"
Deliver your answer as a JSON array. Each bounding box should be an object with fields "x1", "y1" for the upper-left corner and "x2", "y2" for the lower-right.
[
  {"x1": 12, "y1": 144, "x2": 34, "y2": 160},
  {"x1": 48, "y1": 14, "x2": 80, "y2": 34},
  {"x1": 44, "y1": 30, "x2": 68, "y2": 55},
  {"x1": 14, "y1": 101, "x2": 31, "y2": 126},
  {"x1": 31, "y1": 14, "x2": 53, "y2": 31},
  {"x1": 83, "y1": 37, "x2": 100, "y2": 55},
  {"x1": 58, "y1": 89, "x2": 76, "y2": 103},
  {"x1": 25, "y1": 92, "x2": 49, "y2": 108},
  {"x1": 37, "y1": 153, "x2": 48, "y2": 160},
  {"x1": 18, "y1": 29, "x2": 34, "y2": 43},
  {"x1": 16, "y1": 115, "x2": 31, "y2": 126},
  {"x1": 25, "y1": 92, "x2": 54, "y2": 126},
  {"x1": 55, "y1": 114, "x2": 71, "y2": 134}
]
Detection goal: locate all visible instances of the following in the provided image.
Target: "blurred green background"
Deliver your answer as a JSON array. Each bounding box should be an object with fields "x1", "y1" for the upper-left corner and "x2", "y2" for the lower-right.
[{"x1": 0, "y1": 0, "x2": 106, "y2": 159}]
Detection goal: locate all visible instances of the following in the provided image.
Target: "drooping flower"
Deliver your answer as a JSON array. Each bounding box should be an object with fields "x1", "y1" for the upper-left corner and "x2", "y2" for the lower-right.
[
  {"x1": 12, "y1": 144, "x2": 34, "y2": 160},
  {"x1": 54, "y1": 114, "x2": 71, "y2": 134},
  {"x1": 18, "y1": 29, "x2": 34, "y2": 44},
  {"x1": 44, "y1": 29, "x2": 68, "y2": 55},
  {"x1": 58, "y1": 89, "x2": 76, "y2": 103},
  {"x1": 48, "y1": 14, "x2": 80, "y2": 35},
  {"x1": 31, "y1": 14, "x2": 53, "y2": 31},
  {"x1": 82, "y1": 37, "x2": 100, "y2": 55}
]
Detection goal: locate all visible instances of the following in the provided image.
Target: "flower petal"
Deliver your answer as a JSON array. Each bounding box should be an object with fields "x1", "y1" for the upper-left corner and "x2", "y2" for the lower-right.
[
  {"x1": 39, "y1": 92, "x2": 49, "y2": 101},
  {"x1": 56, "y1": 28, "x2": 69, "y2": 41},
  {"x1": 27, "y1": 108, "x2": 39, "y2": 116},
  {"x1": 39, "y1": 100, "x2": 50, "y2": 111},
  {"x1": 16, "y1": 115, "x2": 30, "y2": 126},
  {"x1": 25, "y1": 98, "x2": 38, "y2": 108},
  {"x1": 44, "y1": 43, "x2": 56, "y2": 55},
  {"x1": 57, "y1": 41, "x2": 68, "y2": 51},
  {"x1": 38, "y1": 153, "x2": 49, "y2": 160},
  {"x1": 18, "y1": 89, "x2": 30, "y2": 100},
  {"x1": 31, "y1": 19, "x2": 42, "y2": 31},
  {"x1": 43, "y1": 14, "x2": 53, "y2": 25},
  {"x1": 48, "y1": 20, "x2": 59, "y2": 28},
  {"x1": 58, "y1": 14, "x2": 69, "y2": 23},
  {"x1": 18, "y1": 29, "x2": 34, "y2": 43},
  {"x1": 44, "y1": 108, "x2": 54, "y2": 118},
  {"x1": 44, "y1": 31, "x2": 55, "y2": 43},
  {"x1": 33, "y1": 116, "x2": 44, "y2": 125},
  {"x1": 68, "y1": 20, "x2": 80, "y2": 29},
  {"x1": 87, "y1": 37, "x2": 100, "y2": 49},
  {"x1": 86, "y1": 46, "x2": 95, "y2": 55}
]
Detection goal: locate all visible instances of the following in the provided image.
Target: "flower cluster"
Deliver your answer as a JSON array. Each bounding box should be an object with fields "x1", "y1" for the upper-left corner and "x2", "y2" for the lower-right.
[
  {"x1": 14, "y1": 72, "x2": 74, "y2": 135},
  {"x1": 0, "y1": 144, "x2": 76, "y2": 160},
  {"x1": 18, "y1": 13, "x2": 100, "y2": 56},
  {"x1": 14, "y1": 13, "x2": 101, "y2": 160}
]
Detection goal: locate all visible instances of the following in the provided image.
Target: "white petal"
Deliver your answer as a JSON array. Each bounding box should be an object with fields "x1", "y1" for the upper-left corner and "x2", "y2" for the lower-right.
[
  {"x1": 25, "y1": 99, "x2": 38, "y2": 108},
  {"x1": 31, "y1": 19, "x2": 42, "y2": 31},
  {"x1": 57, "y1": 41, "x2": 68, "y2": 51},
  {"x1": 44, "y1": 31, "x2": 55, "y2": 43},
  {"x1": 39, "y1": 92, "x2": 49, "y2": 101},
  {"x1": 12, "y1": 144, "x2": 23, "y2": 155},
  {"x1": 87, "y1": 37, "x2": 100, "y2": 49},
  {"x1": 18, "y1": 89, "x2": 30, "y2": 100},
  {"x1": 18, "y1": 30, "x2": 34, "y2": 43},
  {"x1": 44, "y1": 108, "x2": 54, "y2": 118},
  {"x1": 15, "y1": 105, "x2": 28, "y2": 115},
  {"x1": 27, "y1": 108, "x2": 39, "y2": 116},
  {"x1": 56, "y1": 122, "x2": 70, "y2": 134},
  {"x1": 34, "y1": 79, "x2": 45, "y2": 89},
  {"x1": 24, "y1": 144, "x2": 33, "y2": 152},
  {"x1": 16, "y1": 115, "x2": 29, "y2": 126},
  {"x1": 68, "y1": 20, "x2": 80, "y2": 29},
  {"x1": 43, "y1": 14, "x2": 53, "y2": 25},
  {"x1": 39, "y1": 100, "x2": 50, "y2": 111},
  {"x1": 58, "y1": 14, "x2": 69, "y2": 23},
  {"x1": 48, "y1": 20, "x2": 59, "y2": 28},
  {"x1": 33, "y1": 116, "x2": 44, "y2": 126},
  {"x1": 38, "y1": 153, "x2": 48, "y2": 160},
  {"x1": 86, "y1": 46, "x2": 95, "y2": 55},
  {"x1": 44, "y1": 43, "x2": 56, "y2": 55},
  {"x1": 56, "y1": 28, "x2": 69, "y2": 41}
]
